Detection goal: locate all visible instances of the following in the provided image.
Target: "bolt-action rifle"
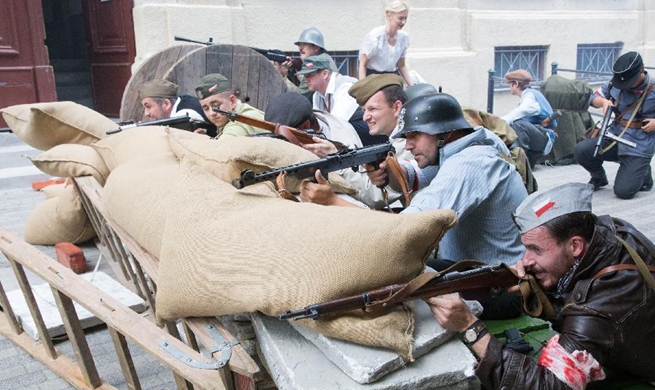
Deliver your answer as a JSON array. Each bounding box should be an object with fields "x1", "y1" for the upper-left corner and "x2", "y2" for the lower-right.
[
  {"x1": 106, "y1": 114, "x2": 212, "y2": 135},
  {"x1": 232, "y1": 141, "x2": 393, "y2": 189},
  {"x1": 212, "y1": 107, "x2": 346, "y2": 151},
  {"x1": 279, "y1": 263, "x2": 519, "y2": 321}
]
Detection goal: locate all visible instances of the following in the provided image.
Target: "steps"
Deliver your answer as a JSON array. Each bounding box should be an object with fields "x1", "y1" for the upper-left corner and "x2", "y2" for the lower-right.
[{"x1": 51, "y1": 58, "x2": 94, "y2": 109}]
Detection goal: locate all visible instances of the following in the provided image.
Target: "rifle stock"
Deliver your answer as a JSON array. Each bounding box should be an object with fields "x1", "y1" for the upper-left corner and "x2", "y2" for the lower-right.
[
  {"x1": 212, "y1": 107, "x2": 346, "y2": 150},
  {"x1": 279, "y1": 264, "x2": 519, "y2": 321}
]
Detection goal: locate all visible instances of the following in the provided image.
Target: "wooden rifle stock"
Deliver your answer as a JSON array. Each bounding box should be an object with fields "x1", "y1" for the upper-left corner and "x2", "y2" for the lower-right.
[
  {"x1": 212, "y1": 108, "x2": 346, "y2": 150},
  {"x1": 279, "y1": 264, "x2": 519, "y2": 321}
]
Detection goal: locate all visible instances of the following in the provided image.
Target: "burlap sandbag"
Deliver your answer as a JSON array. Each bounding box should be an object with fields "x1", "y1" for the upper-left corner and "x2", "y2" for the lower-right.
[
  {"x1": 155, "y1": 160, "x2": 457, "y2": 357},
  {"x1": 29, "y1": 144, "x2": 110, "y2": 186},
  {"x1": 168, "y1": 130, "x2": 357, "y2": 195},
  {"x1": 93, "y1": 126, "x2": 204, "y2": 171},
  {"x1": 42, "y1": 182, "x2": 71, "y2": 199},
  {"x1": 102, "y1": 154, "x2": 181, "y2": 259},
  {"x1": 0, "y1": 101, "x2": 114, "y2": 150},
  {"x1": 24, "y1": 185, "x2": 96, "y2": 245}
]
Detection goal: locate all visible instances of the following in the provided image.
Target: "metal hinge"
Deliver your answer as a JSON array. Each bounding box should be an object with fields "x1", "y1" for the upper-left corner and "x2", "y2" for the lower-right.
[{"x1": 159, "y1": 324, "x2": 239, "y2": 369}]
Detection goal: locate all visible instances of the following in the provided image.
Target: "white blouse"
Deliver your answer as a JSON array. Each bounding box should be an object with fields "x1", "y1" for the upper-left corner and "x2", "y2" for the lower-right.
[{"x1": 360, "y1": 25, "x2": 410, "y2": 72}]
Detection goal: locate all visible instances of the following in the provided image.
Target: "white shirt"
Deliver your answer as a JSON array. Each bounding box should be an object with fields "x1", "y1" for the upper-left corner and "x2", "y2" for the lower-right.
[
  {"x1": 171, "y1": 97, "x2": 205, "y2": 121},
  {"x1": 502, "y1": 91, "x2": 540, "y2": 125},
  {"x1": 360, "y1": 26, "x2": 410, "y2": 72},
  {"x1": 312, "y1": 72, "x2": 360, "y2": 122}
]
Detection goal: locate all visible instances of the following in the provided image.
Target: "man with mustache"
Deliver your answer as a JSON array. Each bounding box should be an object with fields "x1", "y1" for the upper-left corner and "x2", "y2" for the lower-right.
[{"x1": 426, "y1": 182, "x2": 655, "y2": 389}]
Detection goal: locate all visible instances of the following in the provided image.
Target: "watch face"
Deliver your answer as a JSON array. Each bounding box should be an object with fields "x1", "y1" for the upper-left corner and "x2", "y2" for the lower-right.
[{"x1": 464, "y1": 328, "x2": 477, "y2": 343}]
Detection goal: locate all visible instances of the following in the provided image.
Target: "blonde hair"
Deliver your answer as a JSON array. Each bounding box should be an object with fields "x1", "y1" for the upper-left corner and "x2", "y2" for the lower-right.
[{"x1": 385, "y1": 0, "x2": 409, "y2": 13}]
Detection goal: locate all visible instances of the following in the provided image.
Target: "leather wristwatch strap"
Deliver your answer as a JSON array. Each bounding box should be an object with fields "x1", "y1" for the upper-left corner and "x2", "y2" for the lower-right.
[{"x1": 462, "y1": 319, "x2": 488, "y2": 346}]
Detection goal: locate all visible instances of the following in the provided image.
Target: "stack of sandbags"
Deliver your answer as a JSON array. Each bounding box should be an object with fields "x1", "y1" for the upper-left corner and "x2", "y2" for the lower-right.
[{"x1": 1, "y1": 101, "x2": 118, "y2": 245}]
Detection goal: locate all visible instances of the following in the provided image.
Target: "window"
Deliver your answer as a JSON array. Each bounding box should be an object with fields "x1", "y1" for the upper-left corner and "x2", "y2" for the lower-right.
[
  {"x1": 576, "y1": 43, "x2": 623, "y2": 82},
  {"x1": 494, "y1": 45, "x2": 548, "y2": 90},
  {"x1": 285, "y1": 50, "x2": 360, "y2": 78}
]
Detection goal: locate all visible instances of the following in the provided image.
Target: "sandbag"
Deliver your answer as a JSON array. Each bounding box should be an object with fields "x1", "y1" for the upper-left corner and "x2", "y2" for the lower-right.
[
  {"x1": 102, "y1": 154, "x2": 181, "y2": 259},
  {"x1": 41, "y1": 182, "x2": 70, "y2": 199},
  {"x1": 29, "y1": 144, "x2": 110, "y2": 186},
  {"x1": 155, "y1": 160, "x2": 457, "y2": 358},
  {"x1": 24, "y1": 185, "x2": 96, "y2": 245},
  {"x1": 0, "y1": 101, "x2": 114, "y2": 150},
  {"x1": 168, "y1": 130, "x2": 357, "y2": 195}
]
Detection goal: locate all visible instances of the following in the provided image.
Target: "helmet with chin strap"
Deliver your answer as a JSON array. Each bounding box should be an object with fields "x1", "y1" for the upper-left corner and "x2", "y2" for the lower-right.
[
  {"x1": 294, "y1": 27, "x2": 326, "y2": 51},
  {"x1": 393, "y1": 92, "x2": 472, "y2": 139}
]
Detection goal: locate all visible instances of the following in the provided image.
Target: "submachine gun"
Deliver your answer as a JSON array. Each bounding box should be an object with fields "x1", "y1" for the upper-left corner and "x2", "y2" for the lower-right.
[
  {"x1": 106, "y1": 114, "x2": 212, "y2": 135},
  {"x1": 593, "y1": 107, "x2": 637, "y2": 157}
]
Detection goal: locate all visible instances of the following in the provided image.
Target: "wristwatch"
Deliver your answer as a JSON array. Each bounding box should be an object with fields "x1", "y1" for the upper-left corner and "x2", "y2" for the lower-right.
[{"x1": 462, "y1": 319, "x2": 488, "y2": 346}]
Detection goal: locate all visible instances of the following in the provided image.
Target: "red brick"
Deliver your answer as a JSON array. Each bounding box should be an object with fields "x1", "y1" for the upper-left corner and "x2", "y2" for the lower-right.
[
  {"x1": 55, "y1": 242, "x2": 87, "y2": 274},
  {"x1": 31, "y1": 178, "x2": 67, "y2": 191}
]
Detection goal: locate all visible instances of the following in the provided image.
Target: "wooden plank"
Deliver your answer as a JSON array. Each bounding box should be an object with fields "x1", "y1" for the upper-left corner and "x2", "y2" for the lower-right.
[
  {"x1": 0, "y1": 227, "x2": 227, "y2": 389},
  {"x1": 51, "y1": 287, "x2": 102, "y2": 388},
  {"x1": 120, "y1": 44, "x2": 204, "y2": 122},
  {"x1": 205, "y1": 45, "x2": 235, "y2": 88},
  {"x1": 231, "y1": 45, "x2": 253, "y2": 104},
  {"x1": 108, "y1": 327, "x2": 142, "y2": 390},
  {"x1": 0, "y1": 279, "x2": 23, "y2": 335},
  {"x1": 167, "y1": 45, "x2": 211, "y2": 97},
  {"x1": 0, "y1": 314, "x2": 119, "y2": 390},
  {"x1": 6, "y1": 255, "x2": 57, "y2": 359}
]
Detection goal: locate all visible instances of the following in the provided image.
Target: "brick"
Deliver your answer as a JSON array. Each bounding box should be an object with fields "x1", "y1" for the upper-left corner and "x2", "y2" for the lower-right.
[
  {"x1": 54, "y1": 242, "x2": 87, "y2": 274},
  {"x1": 30, "y1": 178, "x2": 67, "y2": 191}
]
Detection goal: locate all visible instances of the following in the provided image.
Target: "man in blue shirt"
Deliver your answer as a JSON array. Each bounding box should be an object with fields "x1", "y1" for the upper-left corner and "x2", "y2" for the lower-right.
[
  {"x1": 574, "y1": 51, "x2": 655, "y2": 199},
  {"x1": 502, "y1": 69, "x2": 557, "y2": 168}
]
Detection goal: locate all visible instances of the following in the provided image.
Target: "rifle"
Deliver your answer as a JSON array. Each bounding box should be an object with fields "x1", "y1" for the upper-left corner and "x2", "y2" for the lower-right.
[
  {"x1": 212, "y1": 107, "x2": 346, "y2": 151},
  {"x1": 106, "y1": 114, "x2": 212, "y2": 135},
  {"x1": 174, "y1": 35, "x2": 302, "y2": 70},
  {"x1": 232, "y1": 141, "x2": 393, "y2": 189},
  {"x1": 593, "y1": 107, "x2": 636, "y2": 157},
  {"x1": 279, "y1": 264, "x2": 519, "y2": 321}
]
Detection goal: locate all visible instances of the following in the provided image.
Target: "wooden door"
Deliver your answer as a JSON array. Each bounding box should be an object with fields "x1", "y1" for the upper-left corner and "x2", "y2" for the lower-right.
[
  {"x1": 82, "y1": 0, "x2": 136, "y2": 117},
  {"x1": 0, "y1": 0, "x2": 56, "y2": 128}
]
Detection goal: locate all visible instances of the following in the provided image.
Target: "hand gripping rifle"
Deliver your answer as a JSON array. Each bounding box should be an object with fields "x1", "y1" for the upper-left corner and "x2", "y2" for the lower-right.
[
  {"x1": 232, "y1": 142, "x2": 393, "y2": 189},
  {"x1": 279, "y1": 263, "x2": 520, "y2": 321},
  {"x1": 593, "y1": 107, "x2": 637, "y2": 157},
  {"x1": 212, "y1": 107, "x2": 346, "y2": 150},
  {"x1": 106, "y1": 114, "x2": 212, "y2": 135}
]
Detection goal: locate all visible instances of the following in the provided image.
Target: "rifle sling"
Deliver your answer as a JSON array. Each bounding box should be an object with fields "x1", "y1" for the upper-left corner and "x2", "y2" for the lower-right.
[
  {"x1": 592, "y1": 236, "x2": 655, "y2": 293},
  {"x1": 385, "y1": 152, "x2": 412, "y2": 206}
]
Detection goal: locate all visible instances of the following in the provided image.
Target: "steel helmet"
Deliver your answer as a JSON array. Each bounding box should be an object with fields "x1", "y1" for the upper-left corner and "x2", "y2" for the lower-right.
[
  {"x1": 394, "y1": 92, "x2": 472, "y2": 138},
  {"x1": 294, "y1": 27, "x2": 326, "y2": 50},
  {"x1": 405, "y1": 83, "x2": 438, "y2": 102}
]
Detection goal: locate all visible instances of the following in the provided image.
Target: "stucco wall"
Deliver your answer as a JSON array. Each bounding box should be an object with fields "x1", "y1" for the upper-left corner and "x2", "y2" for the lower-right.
[{"x1": 132, "y1": 0, "x2": 652, "y2": 116}]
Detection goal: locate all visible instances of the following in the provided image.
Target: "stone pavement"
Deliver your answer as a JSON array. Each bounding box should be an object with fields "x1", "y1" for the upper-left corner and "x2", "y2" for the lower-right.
[{"x1": 1, "y1": 131, "x2": 655, "y2": 389}]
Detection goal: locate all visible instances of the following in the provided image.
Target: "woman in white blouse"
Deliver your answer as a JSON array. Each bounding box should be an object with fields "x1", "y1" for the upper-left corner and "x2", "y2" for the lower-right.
[{"x1": 358, "y1": 0, "x2": 414, "y2": 85}]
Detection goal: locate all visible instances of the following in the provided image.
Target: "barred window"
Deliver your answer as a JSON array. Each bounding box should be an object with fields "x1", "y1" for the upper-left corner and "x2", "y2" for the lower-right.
[
  {"x1": 494, "y1": 45, "x2": 548, "y2": 90},
  {"x1": 284, "y1": 50, "x2": 360, "y2": 77},
  {"x1": 576, "y1": 43, "x2": 623, "y2": 82}
]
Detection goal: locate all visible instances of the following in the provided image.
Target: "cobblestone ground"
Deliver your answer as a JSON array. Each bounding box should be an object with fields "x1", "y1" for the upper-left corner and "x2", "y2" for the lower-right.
[{"x1": 2, "y1": 132, "x2": 655, "y2": 389}]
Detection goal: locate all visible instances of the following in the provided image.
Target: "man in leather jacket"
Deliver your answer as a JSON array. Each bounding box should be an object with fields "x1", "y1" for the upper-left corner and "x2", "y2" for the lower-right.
[{"x1": 426, "y1": 182, "x2": 655, "y2": 389}]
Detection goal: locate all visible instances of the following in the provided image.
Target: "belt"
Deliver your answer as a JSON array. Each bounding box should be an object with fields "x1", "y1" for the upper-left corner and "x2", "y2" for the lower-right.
[{"x1": 617, "y1": 118, "x2": 643, "y2": 129}]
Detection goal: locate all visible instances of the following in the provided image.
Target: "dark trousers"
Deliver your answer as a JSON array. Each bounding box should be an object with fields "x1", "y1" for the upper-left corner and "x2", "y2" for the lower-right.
[
  {"x1": 510, "y1": 120, "x2": 549, "y2": 168},
  {"x1": 574, "y1": 136, "x2": 653, "y2": 199}
]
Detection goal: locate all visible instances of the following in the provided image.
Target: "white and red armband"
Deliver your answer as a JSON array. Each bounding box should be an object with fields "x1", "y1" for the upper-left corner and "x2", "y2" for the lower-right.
[{"x1": 537, "y1": 335, "x2": 606, "y2": 390}]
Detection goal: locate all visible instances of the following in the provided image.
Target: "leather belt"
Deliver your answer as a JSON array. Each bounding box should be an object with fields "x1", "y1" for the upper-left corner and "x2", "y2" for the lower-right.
[{"x1": 617, "y1": 118, "x2": 643, "y2": 129}]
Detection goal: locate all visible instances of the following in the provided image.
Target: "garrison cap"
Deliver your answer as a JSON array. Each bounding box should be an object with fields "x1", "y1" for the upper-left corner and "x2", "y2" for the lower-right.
[
  {"x1": 611, "y1": 51, "x2": 644, "y2": 90},
  {"x1": 504, "y1": 69, "x2": 532, "y2": 83},
  {"x1": 296, "y1": 53, "x2": 333, "y2": 75},
  {"x1": 512, "y1": 182, "x2": 594, "y2": 234},
  {"x1": 348, "y1": 74, "x2": 404, "y2": 106},
  {"x1": 195, "y1": 73, "x2": 231, "y2": 100},
  {"x1": 138, "y1": 79, "x2": 178, "y2": 100},
  {"x1": 264, "y1": 92, "x2": 313, "y2": 128}
]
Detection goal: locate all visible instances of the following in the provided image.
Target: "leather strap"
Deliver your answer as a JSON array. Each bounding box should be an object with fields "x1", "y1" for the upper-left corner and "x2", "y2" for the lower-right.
[
  {"x1": 384, "y1": 152, "x2": 412, "y2": 206},
  {"x1": 601, "y1": 236, "x2": 655, "y2": 293},
  {"x1": 592, "y1": 263, "x2": 655, "y2": 280},
  {"x1": 617, "y1": 118, "x2": 644, "y2": 129},
  {"x1": 275, "y1": 171, "x2": 299, "y2": 202},
  {"x1": 520, "y1": 274, "x2": 557, "y2": 320}
]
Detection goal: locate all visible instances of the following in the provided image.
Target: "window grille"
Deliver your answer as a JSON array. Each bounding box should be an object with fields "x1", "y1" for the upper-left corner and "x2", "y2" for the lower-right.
[
  {"x1": 285, "y1": 50, "x2": 360, "y2": 77},
  {"x1": 494, "y1": 45, "x2": 548, "y2": 89},
  {"x1": 576, "y1": 42, "x2": 623, "y2": 82}
]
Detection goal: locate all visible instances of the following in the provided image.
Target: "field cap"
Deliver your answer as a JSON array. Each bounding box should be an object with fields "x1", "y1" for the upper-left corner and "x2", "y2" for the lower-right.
[
  {"x1": 513, "y1": 182, "x2": 593, "y2": 234},
  {"x1": 139, "y1": 79, "x2": 178, "y2": 100},
  {"x1": 195, "y1": 73, "x2": 231, "y2": 100},
  {"x1": 296, "y1": 53, "x2": 333, "y2": 75},
  {"x1": 504, "y1": 69, "x2": 532, "y2": 83},
  {"x1": 348, "y1": 74, "x2": 404, "y2": 106},
  {"x1": 612, "y1": 51, "x2": 643, "y2": 89}
]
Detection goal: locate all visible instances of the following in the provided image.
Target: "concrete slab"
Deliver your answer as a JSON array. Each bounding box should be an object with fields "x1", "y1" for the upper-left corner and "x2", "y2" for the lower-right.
[
  {"x1": 5, "y1": 271, "x2": 146, "y2": 340},
  {"x1": 290, "y1": 299, "x2": 483, "y2": 384},
  {"x1": 252, "y1": 312, "x2": 480, "y2": 390}
]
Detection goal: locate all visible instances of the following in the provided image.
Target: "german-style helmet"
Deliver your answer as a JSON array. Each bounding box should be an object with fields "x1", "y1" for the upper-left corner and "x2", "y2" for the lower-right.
[
  {"x1": 294, "y1": 27, "x2": 326, "y2": 50},
  {"x1": 394, "y1": 92, "x2": 472, "y2": 138}
]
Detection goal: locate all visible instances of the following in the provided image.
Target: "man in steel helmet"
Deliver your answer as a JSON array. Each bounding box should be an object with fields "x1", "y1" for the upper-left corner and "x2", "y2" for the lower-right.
[{"x1": 301, "y1": 92, "x2": 528, "y2": 268}]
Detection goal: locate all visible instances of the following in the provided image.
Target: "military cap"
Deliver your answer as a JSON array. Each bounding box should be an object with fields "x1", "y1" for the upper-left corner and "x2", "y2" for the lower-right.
[
  {"x1": 264, "y1": 92, "x2": 313, "y2": 128},
  {"x1": 195, "y1": 73, "x2": 231, "y2": 100},
  {"x1": 348, "y1": 74, "x2": 404, "y2": 106},
  {"x1": 504, "y1": 69, "x2": 532, "y2": 83},
  {"x1": 296, "y1": 53, "x2": 333, "y2": 75},
  {"x1": 611, "y1": 51, "x2": 644, "y2": 90},
  {"x1": 512, "y1": 182, "x2": 594, "y2": 234},
  {"x1": 138, "y1": 79, "x2": 178, "y2": 100}
]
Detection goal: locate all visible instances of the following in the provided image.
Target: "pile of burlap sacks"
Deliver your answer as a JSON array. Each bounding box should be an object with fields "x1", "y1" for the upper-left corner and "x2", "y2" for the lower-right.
[{"x1": 1, "y1": 101, "x2": 459, "y2": 360}]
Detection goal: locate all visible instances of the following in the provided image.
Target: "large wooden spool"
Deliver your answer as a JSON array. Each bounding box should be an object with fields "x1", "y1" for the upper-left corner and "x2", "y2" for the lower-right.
[{"x1": 120, "y1": 44, "x2": 287, "y2": 122}]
